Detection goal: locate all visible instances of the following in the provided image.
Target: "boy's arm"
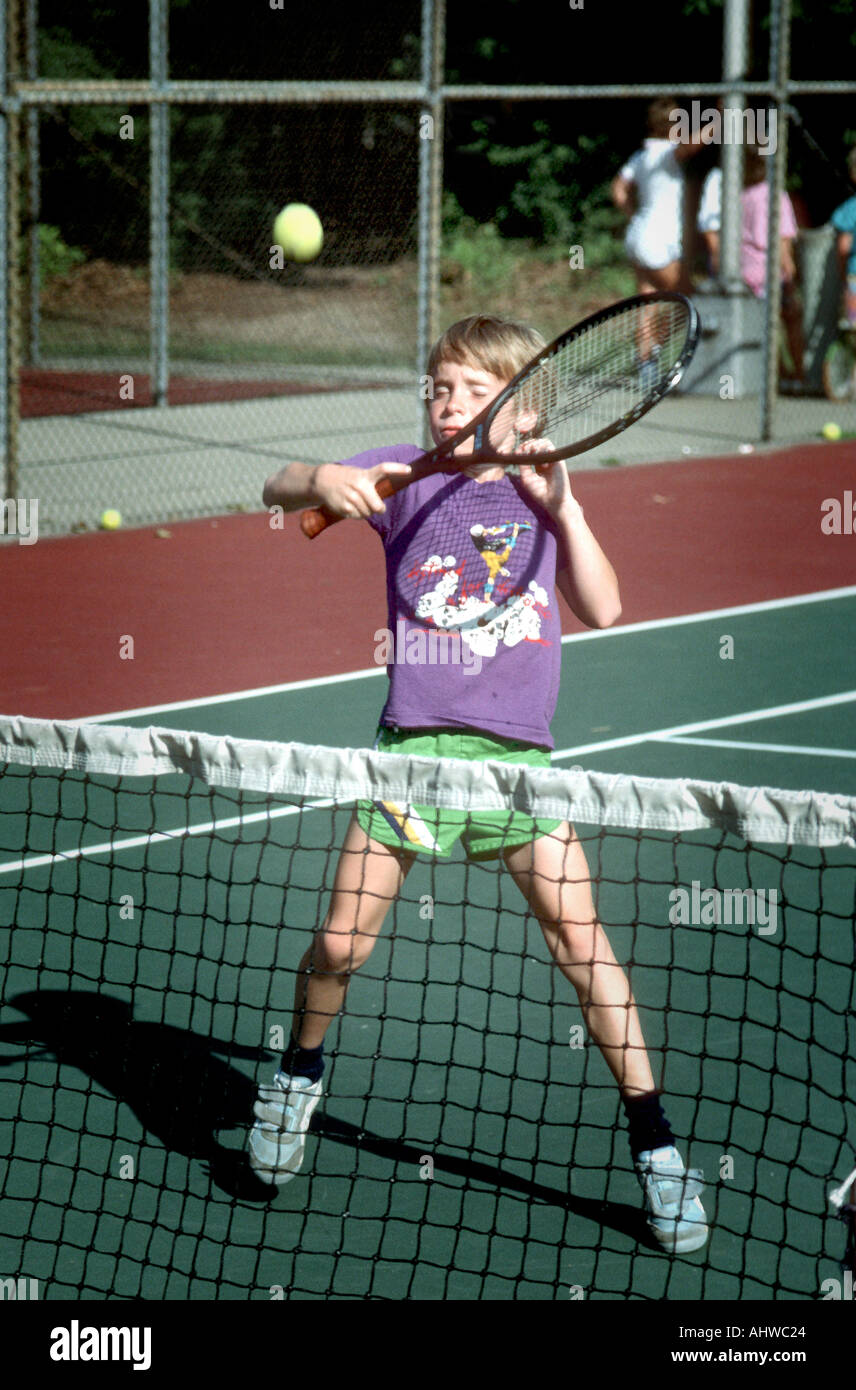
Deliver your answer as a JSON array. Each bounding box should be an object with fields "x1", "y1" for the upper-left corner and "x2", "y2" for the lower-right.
[
  {"x1": 517, "y1": 459, "x2": 621, "y2": 629},
  {"x1": 610, "y1": 173, "x2": 636, "y2": 216},
  {"x1": 554, "y1": 498, "x2": 622, "y2": 630},
  {"x1": 262, "y1": 459, "x2": 411, "y2": 516}
]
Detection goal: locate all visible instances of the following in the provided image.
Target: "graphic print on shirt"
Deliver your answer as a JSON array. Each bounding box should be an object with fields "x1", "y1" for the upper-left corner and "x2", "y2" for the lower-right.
[{"x1": 412, "y1": 520, "x2": 551, "y2": 660}]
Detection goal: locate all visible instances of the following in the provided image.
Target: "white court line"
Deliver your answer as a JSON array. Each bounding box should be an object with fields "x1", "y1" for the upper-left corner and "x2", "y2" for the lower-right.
[
  {"x1": 556, "y1": 583, "x2": 856, "y2": 645},
  {"x1": 0, "y1": 798, "x2": 336, "y2": 879},
  {"x1": 654, "y1": 735, "x2": 856, "y2": 761},
  {"x1": 76, "y1": 666, "x2": 384, "y2": 725},
  {"x1": 76, "y1": 583, "x2": 856, "y2": 724},
  {"x1": 551, "y1": 689, "x2": 856, "y2": 761}
]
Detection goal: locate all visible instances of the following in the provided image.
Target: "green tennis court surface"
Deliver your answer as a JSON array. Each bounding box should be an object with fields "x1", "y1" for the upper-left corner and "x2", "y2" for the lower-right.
[{"x1": 1, "y1": 592, "x2": 854, "y2": 1300}]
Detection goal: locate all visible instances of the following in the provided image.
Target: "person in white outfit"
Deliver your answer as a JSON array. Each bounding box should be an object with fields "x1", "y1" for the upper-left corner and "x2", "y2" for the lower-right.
[
  {"x1": 611, "y1": 97, "x2": 700, "y2": 295},
  {"x1": 697, "y1": 166, "x2": 722, "y2": 274}
]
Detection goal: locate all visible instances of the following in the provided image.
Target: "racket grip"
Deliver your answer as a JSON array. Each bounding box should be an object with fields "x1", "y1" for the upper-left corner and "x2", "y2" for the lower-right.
[
  {"x1": 300, "y1": 504, "x2": 339, "y2": 538},
  {"x1": 299, "y1": 475, "x2": 397, "y2": 539}
]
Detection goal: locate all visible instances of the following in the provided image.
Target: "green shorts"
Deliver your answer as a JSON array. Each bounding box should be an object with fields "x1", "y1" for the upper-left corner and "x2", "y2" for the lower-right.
[{"x1": 356, "y1": 726, "x2": 564, "y2": 860}]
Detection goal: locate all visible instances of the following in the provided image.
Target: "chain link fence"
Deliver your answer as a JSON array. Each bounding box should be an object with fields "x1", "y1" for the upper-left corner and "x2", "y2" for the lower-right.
[{"x1": 2, "y1": 0, "x2": 856, "y2": 536}]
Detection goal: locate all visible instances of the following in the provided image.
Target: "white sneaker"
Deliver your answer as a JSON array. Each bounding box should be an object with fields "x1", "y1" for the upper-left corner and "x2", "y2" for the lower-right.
[
  {"x1": 635, "y1": 1145, "x2": 709, "y2": 1254},
  {"x1": 248, "y1": 1071, "x2": 323, "y2": 1185}
]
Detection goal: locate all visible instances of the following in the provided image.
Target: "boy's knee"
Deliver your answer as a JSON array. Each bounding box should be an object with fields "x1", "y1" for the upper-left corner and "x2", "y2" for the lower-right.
[
  {"x1": 556, "y1": 918, "x2": 601, "y2": 964},
  {"x1": 313, "y1": 925, "x2": 370, "y2": 975}
]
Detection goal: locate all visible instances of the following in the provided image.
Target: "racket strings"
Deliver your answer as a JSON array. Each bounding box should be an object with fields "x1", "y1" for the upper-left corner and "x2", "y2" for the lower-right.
[{"x1": 487, "y1": 300, "x2": 690, "y2": 457}]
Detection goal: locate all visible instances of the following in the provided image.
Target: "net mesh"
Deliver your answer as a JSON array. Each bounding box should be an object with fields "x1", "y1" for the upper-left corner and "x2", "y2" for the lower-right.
[{"x1": 0, "y1": 715, "x2": 854, "y2": 1301}]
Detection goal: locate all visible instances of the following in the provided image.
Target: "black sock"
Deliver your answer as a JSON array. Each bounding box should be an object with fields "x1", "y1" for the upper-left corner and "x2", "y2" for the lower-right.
[
  {"x1": 281, "y1": 1036, "x2": 325, "y2": 1083},
  {"x1": 623, "y1": 1091, "x2": 675, "y2": 1159}
]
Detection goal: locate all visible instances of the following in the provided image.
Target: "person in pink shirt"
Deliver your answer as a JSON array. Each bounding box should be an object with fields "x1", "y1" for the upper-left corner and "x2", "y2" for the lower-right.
[{"x1": 741, "y1": 146, "x2": 805, "y2": 389}]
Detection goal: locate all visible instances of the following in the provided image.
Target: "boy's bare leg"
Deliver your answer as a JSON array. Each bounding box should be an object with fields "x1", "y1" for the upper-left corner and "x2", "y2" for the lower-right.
[
  {"x1": 505, "y1": 824, "x2": 709, "y2": 1251},
  {"x1": 631, "y1": 261, "x2": 690, "y2": 365},
  {"x1": 503, "y1": 823, "x2": 656, "y2": 1098},
  {"x1": 634, "y1": 258, "x2": 691, "y2": 297},
  {"x1": 292, "y1": 815, "x2": 413, "y2": 1050}
]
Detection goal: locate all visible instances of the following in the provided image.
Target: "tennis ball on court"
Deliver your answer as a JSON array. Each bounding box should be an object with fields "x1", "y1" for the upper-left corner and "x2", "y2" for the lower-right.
[
  {"x1": 272, "y1": 203, "x2": 323, "y2": 262},
  {"x1": 822, "y1": 421, "x2": 842, "y2": 440},
  {"x1": 100, "y1": 508, "x2": 122, "y2": 530}
]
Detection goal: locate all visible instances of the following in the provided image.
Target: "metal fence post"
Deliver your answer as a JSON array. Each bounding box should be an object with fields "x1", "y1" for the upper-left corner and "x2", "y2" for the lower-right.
[
  {"x1": 150, "y1": 0, "x2": 169, "y2": 407},
  {"x1": 720, "y1": 0, "x2": 748, "y2": 297},
  {"x1": 2, "y1": 0, "x2": 21, "y2": 503},
  {"x1": 416, "y1": 0, "x2": 445, "y2": 448},
  {"x1": 760, "y1": 0, "x2": 792, "y2": 441},
  {"x1": 24, "y1": 0, "x2": 39, "y2": 369}
]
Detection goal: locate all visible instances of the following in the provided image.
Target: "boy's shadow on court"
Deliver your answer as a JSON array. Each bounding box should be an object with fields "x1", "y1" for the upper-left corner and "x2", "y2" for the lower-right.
[
  {"x1": 0, "y1": 990, "x2": 276, "y2": 1201},
  {"x1": 1, "y1": 990, "x2": 653, "y2": 1248},
  {"x1": 311, "y1": 1112, "x2": 654, "y2": 1250}
]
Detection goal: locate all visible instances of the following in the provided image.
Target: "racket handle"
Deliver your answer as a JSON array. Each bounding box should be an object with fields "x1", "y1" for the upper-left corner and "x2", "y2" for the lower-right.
[
  {"x1": 375, "y1": 476, "x2": 396, "y2": 500},
  {"x1": 299, "y1": 474, "x2": 397, "y2": 540},
  {"x1": 299, "y1": 504, "x2": 339, "y2": 538}
]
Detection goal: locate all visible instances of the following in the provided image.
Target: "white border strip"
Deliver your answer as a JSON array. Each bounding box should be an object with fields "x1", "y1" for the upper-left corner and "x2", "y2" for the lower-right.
[
  {"x1": 0, "y1": 799, "x2": 335, "y2": 879},
  {"x1": 656, "y1": 736, "x2": 856, "y2": 761},
  {"x1": 552, "y1": 689, "x2": 856, "y2": 760},
  {"x1": 557, "y1": 583, "x2": 856, "y2": 645},
  {"x1": 1, "y1": 714, "x2": 854, "y2": 847}
]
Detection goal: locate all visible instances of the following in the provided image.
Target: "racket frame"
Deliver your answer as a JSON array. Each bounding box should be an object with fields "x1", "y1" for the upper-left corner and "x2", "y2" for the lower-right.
[{"x1": 301, "y1": 290, "x2": 699, "y2": 537}]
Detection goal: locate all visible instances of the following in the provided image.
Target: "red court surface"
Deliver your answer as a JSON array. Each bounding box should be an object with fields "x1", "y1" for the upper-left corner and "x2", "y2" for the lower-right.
[
  {"x1": 1, "y1": 442, "x2": 854, "y2": 720},
  {"x1": 20, "y1": 370, "x2": 390, "y2": 417}
]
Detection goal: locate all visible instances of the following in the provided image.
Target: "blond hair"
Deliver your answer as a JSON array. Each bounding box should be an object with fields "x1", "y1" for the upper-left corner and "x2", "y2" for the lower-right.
[{"x1": 427, "y1": 315, "x2": 545, "y2": 387}]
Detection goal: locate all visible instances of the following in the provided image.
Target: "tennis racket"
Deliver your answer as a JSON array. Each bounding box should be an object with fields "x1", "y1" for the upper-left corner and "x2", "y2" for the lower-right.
[{"x1": 300, "y1": 291, "x2": 699, "y2": 539}]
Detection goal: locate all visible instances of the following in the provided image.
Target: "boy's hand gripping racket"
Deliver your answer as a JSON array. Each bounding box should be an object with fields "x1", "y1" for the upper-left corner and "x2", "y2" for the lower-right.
[{"x1": 300, "y1": 291, "x2": 699, "y2": 539}]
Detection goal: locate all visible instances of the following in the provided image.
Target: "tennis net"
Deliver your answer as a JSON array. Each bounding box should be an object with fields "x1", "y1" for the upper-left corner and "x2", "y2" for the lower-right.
[{"x1": 0, "y1": 713, "x2": 854, "y2": 1301}]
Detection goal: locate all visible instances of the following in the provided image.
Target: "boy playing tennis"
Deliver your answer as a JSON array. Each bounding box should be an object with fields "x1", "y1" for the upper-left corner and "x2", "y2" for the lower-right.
[{"x1": 253, "y1": 315, "x2": 708, "y2": 1254}]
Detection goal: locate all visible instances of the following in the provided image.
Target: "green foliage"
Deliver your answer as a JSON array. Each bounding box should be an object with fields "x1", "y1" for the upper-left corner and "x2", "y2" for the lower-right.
[
  {"x1": 39, "y1": 28, "x2": 112, "y2": 80},
  {"x1": 452, "y1": 119, "x2": 620, "y2": 249},
  {"x1": 441, "y1": 195, "x2": 523, "y2": 294},
  {"x1": 441, "y1": 187, "x2": 634, "y2": 302},
  {"x1": 25, "y1": 225, "x2": 87, "y2": 281},
  {"x1": 29, "y1": 4, "x2": 856, "y2": 281},
  {"x1": 474, "y1": 37, "x2": 504, "y2": 61},
  {"x1": 37, "y1": 30, "x2": 128, "y2": 157},
  {"x1": 386, "y1": 32, "x2": 421, "y2": 80},
  {"x1": 567, "y1": 202, "x2": 632, "y2": 271},
  {"x1": 37, "y1": 29, "x2": 151, "y2": 262},
  {"x1": 444, "y1": 110, "x2": 631, "y2": 291}
]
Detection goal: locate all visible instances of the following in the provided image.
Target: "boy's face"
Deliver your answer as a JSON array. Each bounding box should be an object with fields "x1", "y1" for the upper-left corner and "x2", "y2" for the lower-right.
[
  {"x1": 427, "y1": 355, "x2": 540, "y2": 477},
  {"x1": 427, "y1": 357, "x2": 508, "y2": 466}
]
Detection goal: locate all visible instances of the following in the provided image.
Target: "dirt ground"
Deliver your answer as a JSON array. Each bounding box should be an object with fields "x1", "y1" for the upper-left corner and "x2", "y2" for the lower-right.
[{"x1": 39, "y1": 255, "x2": 633, "y2": 363}]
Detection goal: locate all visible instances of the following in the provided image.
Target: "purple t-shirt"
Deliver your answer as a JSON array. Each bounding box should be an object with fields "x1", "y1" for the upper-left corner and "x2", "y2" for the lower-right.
[{"x1": 346, "y1": 443, "x2": 564, "y2": 748}]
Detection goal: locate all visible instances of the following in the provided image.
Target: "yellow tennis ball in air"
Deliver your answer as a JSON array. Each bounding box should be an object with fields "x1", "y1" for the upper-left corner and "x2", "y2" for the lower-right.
[
  {"x1": 822, "y1": 421, "x2": 842, "y2": 440},
  {"x1": 273, "y1": 203, "x2": 323, "y2": 262},
  {"x1": 100, "y1": 508, "x2": 122, "y2": 530}
]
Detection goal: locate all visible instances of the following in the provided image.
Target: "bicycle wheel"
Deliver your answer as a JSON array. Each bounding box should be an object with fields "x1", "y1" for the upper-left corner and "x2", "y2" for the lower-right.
[{"x1": 822, "y1": 335, "x2": 856, "y2": 401}]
